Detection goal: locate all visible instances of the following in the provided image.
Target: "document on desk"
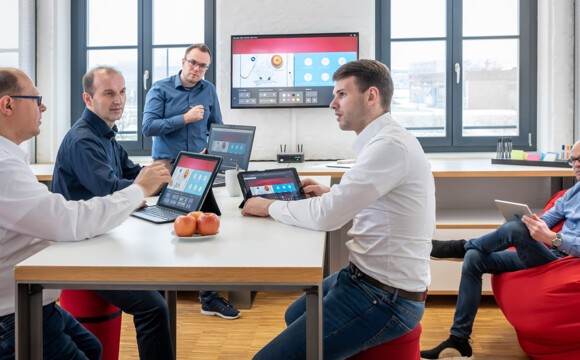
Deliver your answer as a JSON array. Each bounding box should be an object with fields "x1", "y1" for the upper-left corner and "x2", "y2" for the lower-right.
[{"x1": 324, "y1": 159, "x2": 356, "y2": 168}]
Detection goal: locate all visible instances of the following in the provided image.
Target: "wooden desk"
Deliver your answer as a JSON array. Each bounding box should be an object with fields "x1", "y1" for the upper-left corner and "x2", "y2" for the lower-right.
[
  {"x1": 30, "y1": 158, "x2": 576, "y2": 181},
  {"x1": 14, "y1": 186, "x2": 327, "y2": 360},
  {"x1": 29, "y1": 164, "x2": 54, "y2": 182},
  {"x1": 29, "y1": 159, "x2": 575, "y2": 294}
]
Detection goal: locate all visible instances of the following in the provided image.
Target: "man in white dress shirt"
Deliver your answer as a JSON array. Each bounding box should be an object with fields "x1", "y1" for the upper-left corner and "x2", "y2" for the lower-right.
[
  {"x1": 0, "y1": 68, "x2": 171, "y2": 359},
  {"x1": 242, "y1": 59, "x2": 436, "y2": 359}
]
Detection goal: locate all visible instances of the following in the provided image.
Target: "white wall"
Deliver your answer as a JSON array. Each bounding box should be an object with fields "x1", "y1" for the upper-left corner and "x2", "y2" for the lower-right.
[
  {"x1": 537, "y1": 0, "x2": 575, "y2": 153},
  {"x1": 34, "y1": 0, "x2": 575, "y2": 162},
  {"x1": 216, "y1": 0, "x2": 374, "y2": 160},
  {"x1": 36, "y1": 0, "x2": 70, "y2": 163}
]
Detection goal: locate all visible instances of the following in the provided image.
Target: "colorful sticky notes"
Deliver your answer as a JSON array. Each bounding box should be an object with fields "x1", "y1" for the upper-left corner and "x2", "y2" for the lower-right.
[{"x1": 511, "y1": 150, "x2": 526, "y2": 160}]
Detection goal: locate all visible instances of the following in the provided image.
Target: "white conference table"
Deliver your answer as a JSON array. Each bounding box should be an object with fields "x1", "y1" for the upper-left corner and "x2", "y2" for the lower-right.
[{"x1": 15, "y1": 181, "x2": 328, "y2": 360}]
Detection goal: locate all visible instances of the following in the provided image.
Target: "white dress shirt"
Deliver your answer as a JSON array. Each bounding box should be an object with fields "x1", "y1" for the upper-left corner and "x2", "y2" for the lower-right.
[
  {"x1": 0, "y1": 136, "x2": 145, "y2": 316},
  {"x1": 269, "y1": 113, "x2": 435, "y2": 292}
]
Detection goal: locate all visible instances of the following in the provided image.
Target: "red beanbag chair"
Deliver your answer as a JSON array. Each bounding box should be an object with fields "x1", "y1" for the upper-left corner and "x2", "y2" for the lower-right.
[
  {"x1": 491, "y1": 189, "x2": 580, "y2": 359},
  {"x1": 59, "y1": 290, "x2": 122, "y2": 360},
  {"x1": 347, "y1": 323, "x2": 421, "y2": 360},
  {"x1": 491, "y1": 256, "x2": 580, "y2": 359}
]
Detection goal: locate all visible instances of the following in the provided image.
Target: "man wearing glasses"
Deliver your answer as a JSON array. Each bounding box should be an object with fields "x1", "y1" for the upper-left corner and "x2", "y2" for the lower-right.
[
  {"x1": 0, "y1": 68, "x2": 171, "y2": 359},
  {"x1": 143, "y1": 44, "x2": 239, "y2": 320},
  {"x1": 421, "y1": 141, "x2": 580, "y2": 359},
  {"x1": 143, "y1": 43, "x2": 223, "y2": 164}
]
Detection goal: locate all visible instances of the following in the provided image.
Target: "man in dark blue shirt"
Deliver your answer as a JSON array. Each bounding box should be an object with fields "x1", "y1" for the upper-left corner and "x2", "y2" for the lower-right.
[
  {"x1": 52, "y1": 67, "x2": 174, "y2": 360},
  {"x1": 142, "y1": 44, "x2": 240, "y2": 320},
  {"x1": 51, "y1": 89, "x2": 142, "y2": 200}
]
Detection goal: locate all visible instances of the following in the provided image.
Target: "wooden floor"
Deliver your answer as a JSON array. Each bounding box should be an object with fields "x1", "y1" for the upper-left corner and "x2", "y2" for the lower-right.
[{"x1": 118, "y1": 292, "x2": 529, "y2": 360}]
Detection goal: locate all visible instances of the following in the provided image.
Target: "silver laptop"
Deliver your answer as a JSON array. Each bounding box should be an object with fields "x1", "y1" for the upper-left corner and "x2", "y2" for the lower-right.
[{"x1": 207, "y1": 124, "x2": 256, "y2": 186}]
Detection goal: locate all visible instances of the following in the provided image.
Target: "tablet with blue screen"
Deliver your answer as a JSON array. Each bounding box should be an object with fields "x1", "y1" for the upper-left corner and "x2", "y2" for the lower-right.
[{"x1": 237, "y1": 168, "x2": 306, "y2": 207}]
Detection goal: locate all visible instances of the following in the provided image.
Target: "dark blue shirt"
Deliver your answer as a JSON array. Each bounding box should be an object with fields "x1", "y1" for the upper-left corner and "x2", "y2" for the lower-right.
[
  {"x1": 142, "y1": 71, "x2": 223, "y2": 160},
  {"x1": 51, "y1": 108, "x2": 142, "y2": 201},
  {"x1": 541, "y1": 180, "x2": 580, "y2": 256}
]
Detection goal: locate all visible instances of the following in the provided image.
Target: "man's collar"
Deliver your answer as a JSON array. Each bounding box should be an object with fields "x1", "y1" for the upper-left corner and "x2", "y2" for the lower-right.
[
  {"x1": 175, "y1": 70, "x2": 204, "y2": 90},
  {"x1": 351, "y1": 113, "x2": 393, "y2": 154},
  {"x1": 83, "y1": 108, "x2": 117, "y2": 140},
  {"x1": 0, "y1": 134, "x2": 27, "y2": 160}
]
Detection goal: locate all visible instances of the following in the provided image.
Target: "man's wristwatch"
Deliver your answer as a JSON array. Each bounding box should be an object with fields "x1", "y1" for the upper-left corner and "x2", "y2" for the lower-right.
[{"x1": 553, "y1": 233, "x2": 563, "y2": 248}]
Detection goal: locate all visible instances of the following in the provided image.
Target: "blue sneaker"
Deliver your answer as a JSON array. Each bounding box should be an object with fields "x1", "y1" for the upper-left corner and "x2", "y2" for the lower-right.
[{"x1": 200, "y1": 296, "x2": 241, "y2": 319}]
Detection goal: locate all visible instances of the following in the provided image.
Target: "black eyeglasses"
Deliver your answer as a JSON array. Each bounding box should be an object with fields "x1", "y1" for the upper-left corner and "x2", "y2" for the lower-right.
[
  {"x1": 11, "y1": 95, "x2": 43, "y2": 106},
  {"x1": 184, "y1": 58, "x2": 209, "y2": 71},
  {"x1": 568, "y1": 157, "x2": 580, "y2": 166}
]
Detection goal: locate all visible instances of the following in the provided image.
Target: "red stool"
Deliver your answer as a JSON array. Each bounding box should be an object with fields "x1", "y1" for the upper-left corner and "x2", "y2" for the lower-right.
[
  {"x1": 59, "y1": 290, "x2": 122, "y2": 360},
  {"x1": 347, "y1": 323, "x2": 422, "y2": 360}
]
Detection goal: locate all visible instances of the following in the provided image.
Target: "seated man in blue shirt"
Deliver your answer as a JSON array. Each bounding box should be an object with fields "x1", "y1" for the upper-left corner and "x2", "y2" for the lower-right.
[
  {"x1": 52, "y1": 67, "x2": 174, "y2": 360},
  {"x1": 143, "y1": 44, "x2": 239, "y2": 320},
  {"x1": 421, "y1": 140, "x2": 580, "y2": 360}
]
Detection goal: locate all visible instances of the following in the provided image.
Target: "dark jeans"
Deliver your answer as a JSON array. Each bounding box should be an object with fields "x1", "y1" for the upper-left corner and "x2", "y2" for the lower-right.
[
  {"x1": 254, "y1": 267, "x2": 425, "y2": 359},
  {"x1": 0, "y1": 302, "x2": 101, "y2": 360},
  {"x1": 199, "y1": 290, "x2": 223, "y2": 304},
  {"x1": 451, "y1": 220, "x2": 566, "y2": 339},
  {"x1": 94, "y1": 290, "x2": 174, "y2": 360}
]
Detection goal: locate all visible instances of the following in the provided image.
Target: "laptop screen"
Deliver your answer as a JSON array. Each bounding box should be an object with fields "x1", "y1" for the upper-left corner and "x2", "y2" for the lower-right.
[
  {"x1": 207, "y1": 124, "x2": 256, "y2": 173},
  {"x1": 156, "y1": 152, "x2": 222, "y2": 213}
]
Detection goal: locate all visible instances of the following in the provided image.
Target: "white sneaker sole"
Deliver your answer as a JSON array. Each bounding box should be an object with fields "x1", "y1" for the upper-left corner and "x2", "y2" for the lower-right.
[
  {"x1": 421, "y1": 347, "x2": 474, "y2": 360},
  {"x1": 200, "y1": 309, "x2": 241, "y2": 320}
]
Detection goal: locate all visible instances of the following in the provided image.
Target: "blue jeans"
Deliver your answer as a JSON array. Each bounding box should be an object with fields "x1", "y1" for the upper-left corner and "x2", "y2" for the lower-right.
[
  {"x1": 93, "y1": 290, "x2": 174, "y2": 360},
  {"x1": 254, "y1": 266, "x2": 425, "y2": 359},
  {"x1": 0, "y1": 302, "x2": 101, "y2": 360},
  {"x1": 199, "y1": 290, "x2": 222, "y2": 304},
  {"x1": 451, "y1": 220, "x2": 566, "y2": 339}
]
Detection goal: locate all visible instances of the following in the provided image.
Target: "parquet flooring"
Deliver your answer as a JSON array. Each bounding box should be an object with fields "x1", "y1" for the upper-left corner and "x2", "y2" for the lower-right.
[{"x1": 117, "y1": 292, "x2": 529, "y2": 359}]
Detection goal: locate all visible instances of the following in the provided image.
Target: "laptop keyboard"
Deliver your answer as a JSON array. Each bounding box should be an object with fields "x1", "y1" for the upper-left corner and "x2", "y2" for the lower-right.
[{"x1": 139, "y1": 206, "x2": 184, "y2": 221}]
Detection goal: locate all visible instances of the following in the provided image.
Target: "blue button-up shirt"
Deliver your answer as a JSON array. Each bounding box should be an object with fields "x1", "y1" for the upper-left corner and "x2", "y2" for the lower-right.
[
  {"x1": 51, "y1": 108, "x2": 142, "y2": 201},
  {"x1": 541, "y1": 181, "x2": 580, "y2": 257},
  {"x1": 142, "y1": 71, "x2": 223, "y2": 160}
]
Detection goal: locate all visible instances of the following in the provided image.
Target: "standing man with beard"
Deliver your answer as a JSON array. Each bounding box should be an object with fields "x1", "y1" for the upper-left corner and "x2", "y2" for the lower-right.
[
  {"x1": 143, "y1": 44, "x2": 239, "y2": 319},
  {"x1": 52, "y1": 67, "x2": 174, "y2": 360}
]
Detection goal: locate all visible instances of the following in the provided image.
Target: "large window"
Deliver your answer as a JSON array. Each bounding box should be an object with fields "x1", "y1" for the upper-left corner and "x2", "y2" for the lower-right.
[
  {"x1": 377, "y1": 0, "x2": 537, "y2": 151},
  {"x1": 0, "y1": 0, "x2": 36, "y2": 161},
  {"x1": 71, "y1": 0, "x2": 215, "y2": 154}
]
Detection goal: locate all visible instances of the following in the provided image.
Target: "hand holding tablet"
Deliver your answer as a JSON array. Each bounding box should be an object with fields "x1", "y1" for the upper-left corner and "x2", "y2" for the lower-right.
[
  {"x1": 495, "y1": 200, "x2": 533, "y2": 222},
  {"x1": 237, "y1": 168, "x2": 307, "y2": 208}
]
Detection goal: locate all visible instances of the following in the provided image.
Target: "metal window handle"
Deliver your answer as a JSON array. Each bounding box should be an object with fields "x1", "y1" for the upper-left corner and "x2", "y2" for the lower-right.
[
  {"x1": 143, "y1": 70, "x2": 150, "y2": 90},
  {"x1": 454, "y1": 63, "x2": 461, "y2": 84}
]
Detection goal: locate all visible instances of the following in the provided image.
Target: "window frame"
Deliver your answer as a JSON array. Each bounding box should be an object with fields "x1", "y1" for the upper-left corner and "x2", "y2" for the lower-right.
[
  {"x1": 376, "y1": 0, "x2": 537, "y2": 152},
  {"x1": 71, "y1": 0, "x2": 216, "y2": 155}
]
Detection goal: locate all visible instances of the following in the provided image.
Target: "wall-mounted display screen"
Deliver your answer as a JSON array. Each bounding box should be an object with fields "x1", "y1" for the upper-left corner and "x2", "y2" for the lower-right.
[{"x1": 231, "y1": 33, "x2": 359, "y2": 109}]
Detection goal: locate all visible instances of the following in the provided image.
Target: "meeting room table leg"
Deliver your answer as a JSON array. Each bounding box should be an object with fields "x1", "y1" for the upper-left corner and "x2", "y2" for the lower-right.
[
  {"x1": 305, "y1": 284, "x2": 323, "y2": 360},
  {"x1": 164, "y1": 290, "x2": 177, "y2": 356},
  {"x1": 16, "y1": 283, "x2": 43, "y2": 360}
]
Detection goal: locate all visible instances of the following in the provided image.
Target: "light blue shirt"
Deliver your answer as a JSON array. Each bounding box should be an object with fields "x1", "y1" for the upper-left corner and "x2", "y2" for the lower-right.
[
  {"x1": 541, "y1": 181, "x2": 580, "y2": 256},
  {"x1": 142, "y1": 71, "x2": 223, "y2": 160}
]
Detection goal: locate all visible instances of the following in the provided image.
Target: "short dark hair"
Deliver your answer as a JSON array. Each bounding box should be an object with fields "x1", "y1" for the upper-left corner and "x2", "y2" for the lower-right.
[
  {"x1": 82, "y1": 66, "x2": 122, "y2": 96},
  {"x1": 332, "y1": 59, "x2": 394, "y2": 112},
  {"x1": 0, "y1": 68, "x2": 22, "y2": 98},
  {"x1": 184, "y1": 43, "x2": 212, "y2": 61}
]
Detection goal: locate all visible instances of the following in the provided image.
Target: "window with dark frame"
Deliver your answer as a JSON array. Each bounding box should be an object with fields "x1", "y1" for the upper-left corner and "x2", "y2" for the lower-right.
[
  {"x1": 376, "y1": 0, "x2": 537, "y2": 152},
  {"x1": 71, "y1": 0, "x2": 216, "y2": 155}
]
